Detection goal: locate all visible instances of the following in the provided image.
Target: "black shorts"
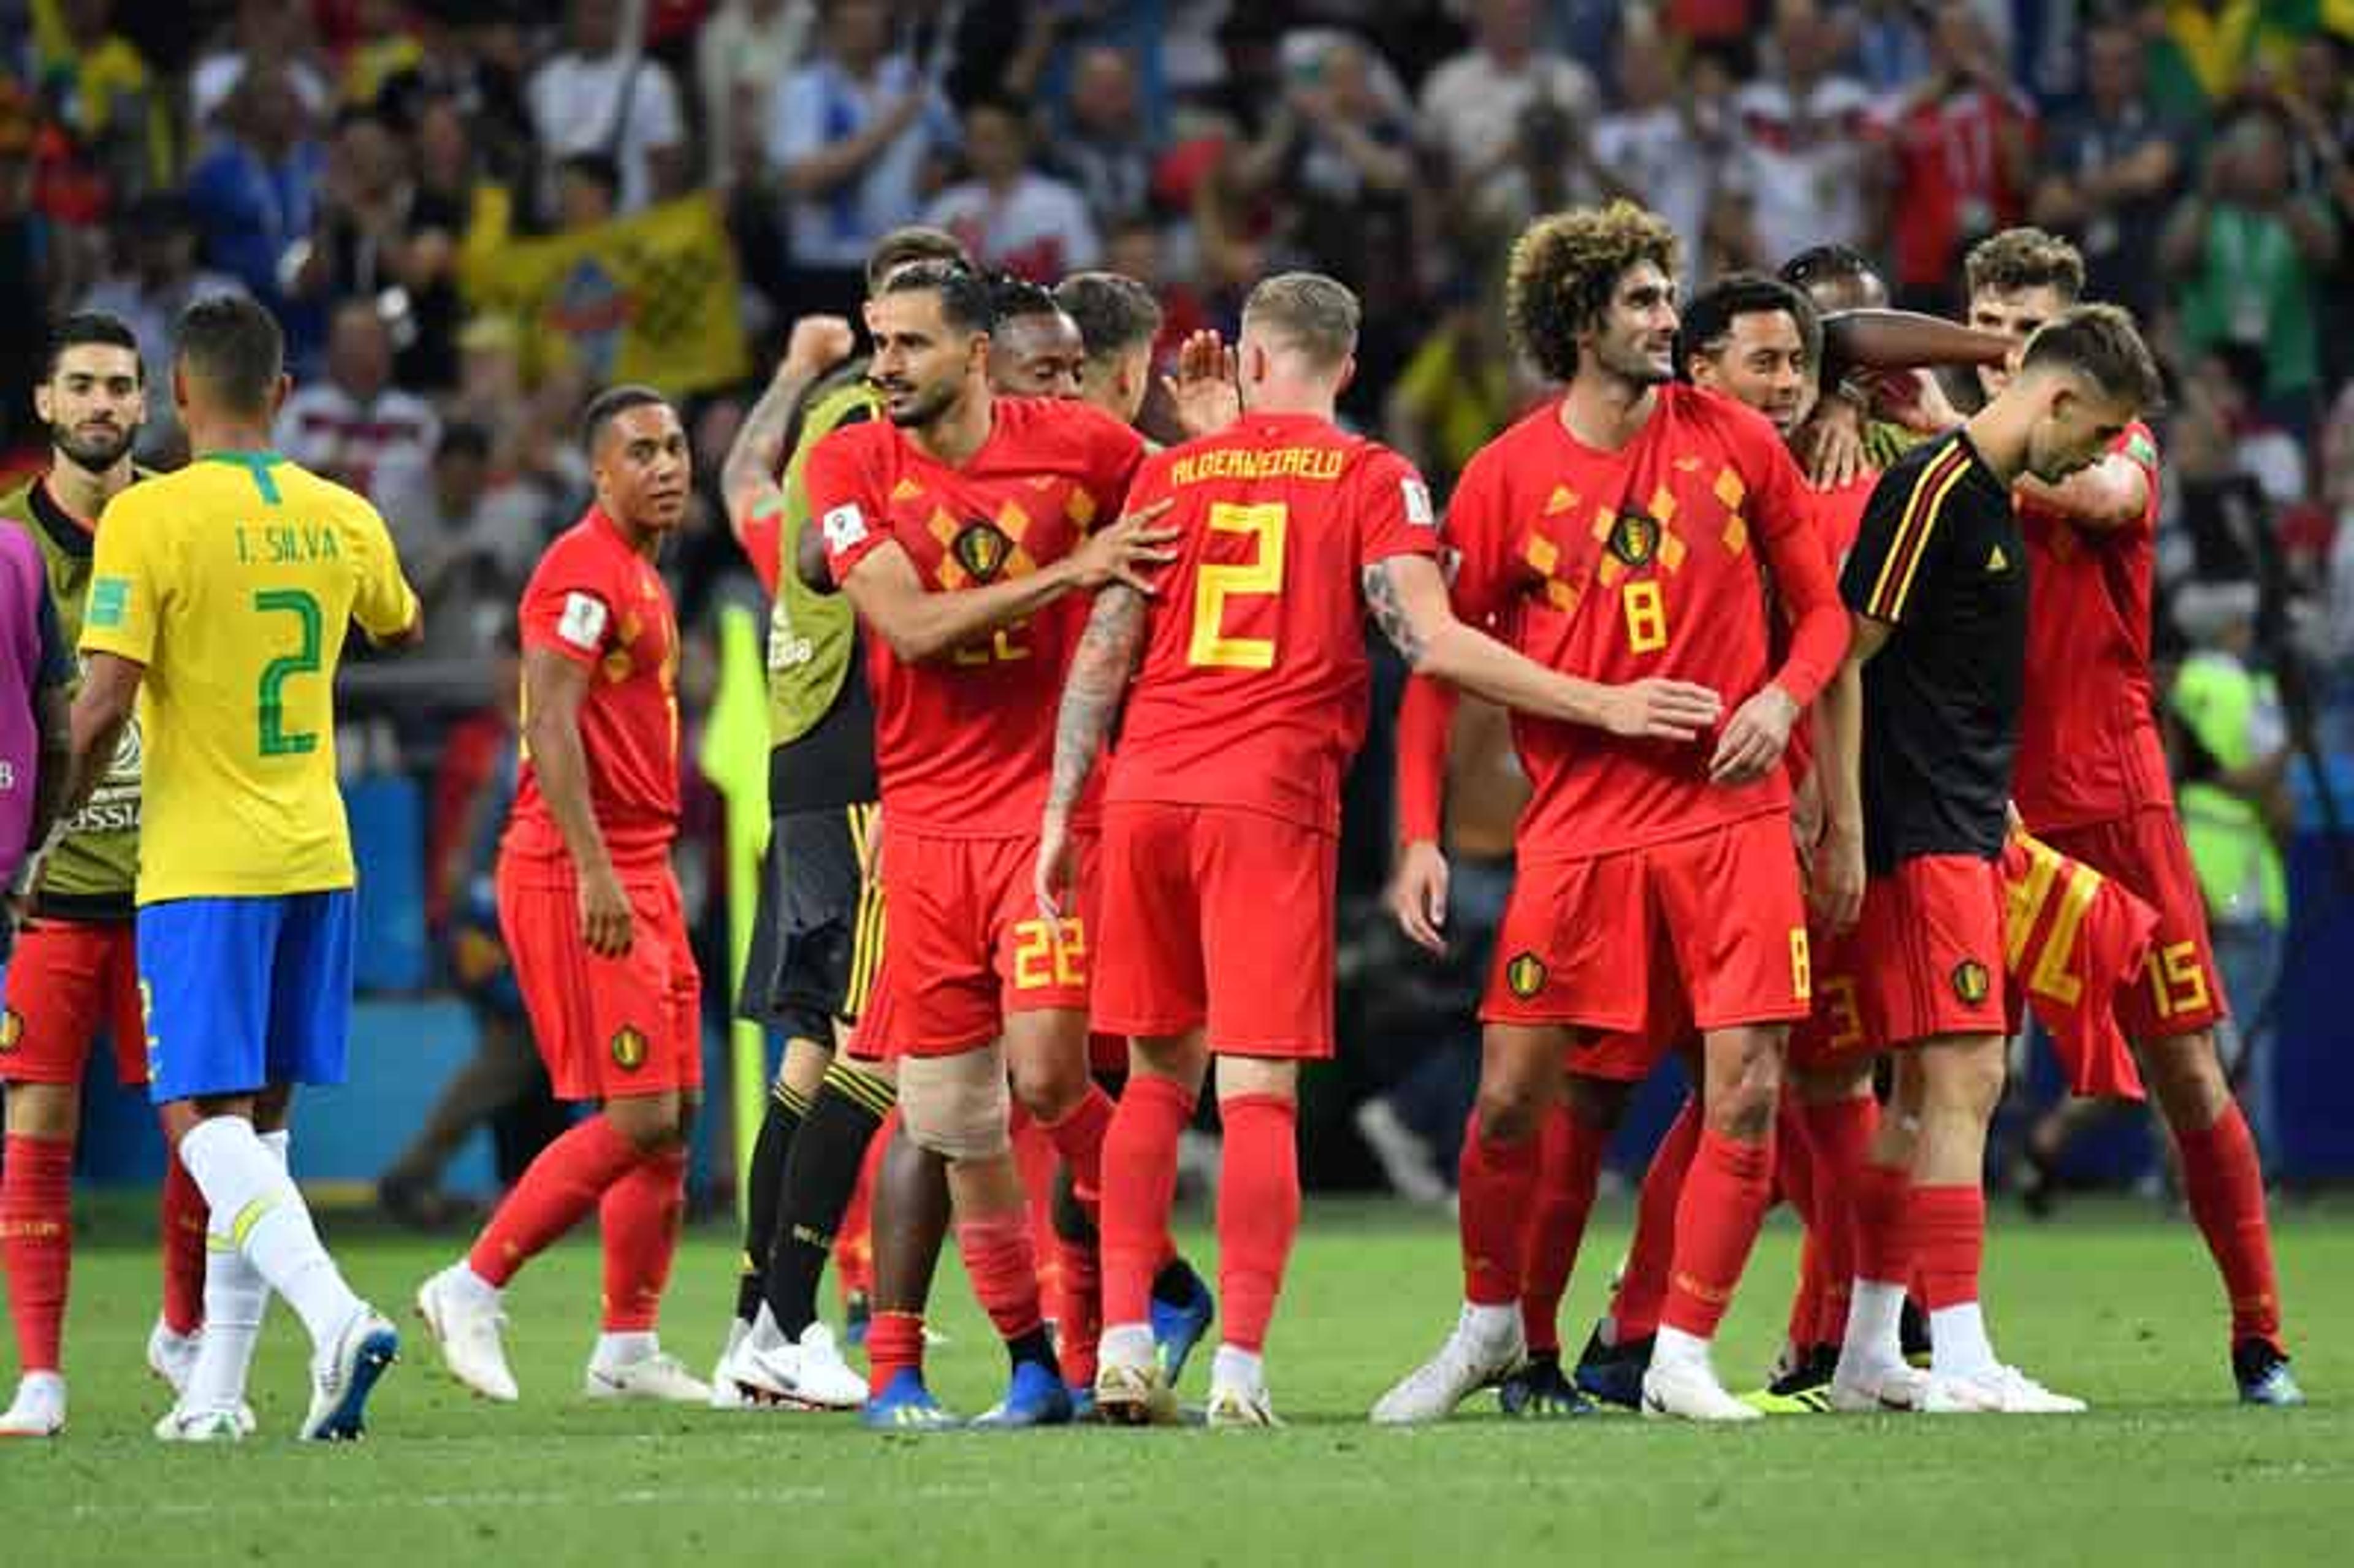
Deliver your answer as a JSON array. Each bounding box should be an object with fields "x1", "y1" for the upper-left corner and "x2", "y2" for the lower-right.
[{"x1": 736, "y1": 802, "x2": 884, "y2": 1040}]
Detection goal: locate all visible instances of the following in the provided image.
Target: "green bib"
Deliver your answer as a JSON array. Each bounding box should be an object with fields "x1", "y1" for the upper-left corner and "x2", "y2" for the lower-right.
[{"x1": 766, "y1": 373, "x2": 878, "y2": 748}]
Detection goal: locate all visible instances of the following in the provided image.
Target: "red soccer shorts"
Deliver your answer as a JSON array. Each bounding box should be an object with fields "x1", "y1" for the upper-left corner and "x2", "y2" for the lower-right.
[
  {"x1": 1482, "y1": 813, "x2": 1811, "y2": 1038},
  {"x1": 1854, "y1": 853, "x2": 2007, "y2": 1048},
  {"x1": 2038, "y1": 808, "x2": 2226, "y2": 1042},
  {"x1": 497, "y1": 856, "x2": 702, "y2": 1101},
  {"x1": 1787, "y1": 923, "x2": 1875, "y2": 1071},
  {"x1": 870, "y1": 828, "x2": 1092, "y2": 1059},
  {"x1": 1092, "y1": 802, "x2": 1339, "y2": 1060},
  {"x1": 0, "y1": 918, "x2": 145, "y2": 1086}
]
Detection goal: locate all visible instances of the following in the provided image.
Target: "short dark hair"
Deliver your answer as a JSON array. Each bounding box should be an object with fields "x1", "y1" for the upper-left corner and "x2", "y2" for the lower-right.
[
  {"x1": 1675, "y1": 273, "x2": 1820, "y2": 380},
  {"x1": 174, "y1": 295, "x2": 283, "y2": 414},
  {"x1": 557, "y1": 151, "x2": 622, "y2": 204},
  {"x1": 2020, "y1": 303, "x2": 2165, "y2": 411},
  {"x1": 579, "y1": 384, "x2": 671, "y2": 454},
  {"x1": 1055, "y1": 272, "x2": 1162, "y2": 360},
  {"x1": 1241, "y1": 272, "x2": 1359, "y2": 370},
  {"x1": 986, "y1": 273, "x2": 1062, "y2": 330},
  {"x1": 1504, "y1": 202, "x2": 1680, "y2": 382},
  {"x1": 877, "y1": 261, "x2": 996, "y2": 337},
  {"x1": 1778, "y1": 245, "x2": 1877, "y2": 294},
  {"x1": 437, "y1": 421, "x2": 492, "y2": 463},
  {"x1": 46, "y1": 311, "x2": 142, "y2": 382},
  {"x1": 1965, "y1": 227, "x2": 2085, "y2": 305},
  {"x1": 864, "y1": 226, "x2": 972, "y2": 292}
]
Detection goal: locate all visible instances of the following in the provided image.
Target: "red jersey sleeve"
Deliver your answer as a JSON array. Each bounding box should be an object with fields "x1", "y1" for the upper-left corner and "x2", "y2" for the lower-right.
[
  {"x1": 1436, "y1": 444, "x2": 1512, "y2": 626},
  {"x1": 807, "y1": 424, "x2": 891, "y2": 585},
  {"x1": 1748, "y1": 425, "x2": 1846, "y2": 706},
  {"x1": 519, "y1": 530, "x2": 619, "y2": 670},
  {"x1": 735, "y1": 493, "x2": 785, "y2": 596},
  {"x1": 1078, "y1": 403, "x2": 1147, "y2": 526},
  {"x1": 1395, "y1": 672, "x2": 1457, "y2": 845},
  {"x1": 1350, "y1": 446, "x2": 1444, "y2": 568}
]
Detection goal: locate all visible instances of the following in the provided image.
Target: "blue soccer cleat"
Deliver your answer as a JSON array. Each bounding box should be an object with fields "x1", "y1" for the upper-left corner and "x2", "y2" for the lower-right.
[
  {"x1": 970, "y1": 1361, "x2": 1075, "y2": 1429},
  {"x1": 1572, "y1": 1325, "x2": 1651, "y2": 1411},
  {"x1": 1499, "y1": 1354, "x2": 1596, "y2": 1419},
  {"x1": 1151, "y1": 1261, "x2": 1216, "y2": 1387},
  {"x1": 861, "y1": 1368, "x2": 961, "y2": 1430},
  {"x1": 300, "y1": 1309, "x2": 400, "y2": 1442},
  {"x1": 1066, "y1": 1382, "x2": 1098, "y2": 1423},
  {"x1": 2235, "y1": 1340, "x2": 2305, "y2": 1407}
]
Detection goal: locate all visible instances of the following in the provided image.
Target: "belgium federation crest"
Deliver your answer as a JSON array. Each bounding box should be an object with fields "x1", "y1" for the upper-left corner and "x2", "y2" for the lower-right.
[
  {"x1": 951, "y1": 520, "x2": 1013, "y2": 582},
  {"x1": 0, "y1": 1008, "x2": 20, "y2": 1053},
  {"x1": 1504, "y1": 952, "x2": 1548, "y2": 1000},
  {"x1": 611, "y1": 1026, "x2": 649, "y2": 1071},
  {"x1": 1951, "y1": 959, "x2": 1991, "y2": 1005},
  {"x1": 1607, "y1": 510, "x2": 1659, "y2": 568}
]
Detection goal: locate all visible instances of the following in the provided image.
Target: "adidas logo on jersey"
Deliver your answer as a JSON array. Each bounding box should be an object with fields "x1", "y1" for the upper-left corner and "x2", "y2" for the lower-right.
[{"x1": 1987, "y1": 545, "x2": 2009, "y2": 572}]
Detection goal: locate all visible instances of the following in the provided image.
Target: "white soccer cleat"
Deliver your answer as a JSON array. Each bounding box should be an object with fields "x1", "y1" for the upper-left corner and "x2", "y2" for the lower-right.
[
  {"x1": 1828, "y1": 1360, "x2": 1930, "y2": 1414},
  {"x1": 1640, "y1": 1357, "x2": 1762, "y2": 1423},
  {"x1": 0, "y1": 1372, "x2": 66, "y2": 1437},
  {"x1": 153, "y1": 1404, "x2": 246, "y2": 1443},
  {"x1": 147, "y1": 1319, "x2": 202, "y2": 1397},
  {"x1": 417, "y1": 1266, "x2": 519, "y2": 1402},
  {"x1": 1095, "y1": 1358, "x2": 1184, "y2": 1426},
  {"x1": 302, "y1": 1307, "x2": 400, "y2": 1442},
  {"x1": 709, "y1": 1320, "x2": 752, "y2": 1409},
  {"x1": 1370, "y1": 1308, "x2": 1525, "y2": 1426},
  {"x1": 725, "y1": 1322, "x2": 866, "y2": 1410},
  {"x1": 1206, "y1": 1379, "x2": 1282, "y2": 1428},
  {"x1": 1921, "y1": 1365, "x2": 2087, "y2": 1415},
  {"x1": 584, "y1": 1350, "x2": 712, "y2": 1404}
]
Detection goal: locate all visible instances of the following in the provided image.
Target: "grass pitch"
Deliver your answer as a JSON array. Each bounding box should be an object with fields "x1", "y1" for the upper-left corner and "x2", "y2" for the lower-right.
[{"x1": 3, "y1": 1195, "x2": 2346, "y2": 1566}]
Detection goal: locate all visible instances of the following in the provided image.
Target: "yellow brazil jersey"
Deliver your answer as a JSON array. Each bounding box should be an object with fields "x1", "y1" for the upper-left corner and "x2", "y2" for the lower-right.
[{"x1": 78, "y1": 450, "x2": 419, "y2": 904}]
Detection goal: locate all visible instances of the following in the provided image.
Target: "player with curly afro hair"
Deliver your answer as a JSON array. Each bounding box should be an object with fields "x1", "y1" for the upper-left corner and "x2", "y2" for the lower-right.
[{"x1": 1504, "y1": 201, "x2": 1683, "y2": 384}]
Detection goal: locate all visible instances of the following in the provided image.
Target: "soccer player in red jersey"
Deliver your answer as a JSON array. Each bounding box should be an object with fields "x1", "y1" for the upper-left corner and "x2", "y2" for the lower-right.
[
  {"x1": 418, "y1": 387, "x2": 709, "y2": 1407},
  {"x1": 1817, "y1": 305, "x2": 2165, "y2": 1414},
  {"x1": 808, "y1": 261, "x2": 1176, "y2": 1428},
  {"x1": 1959, "y1": 228, "x2": 2299, "y2": 1404},
  {"x1": 1371, "y1": 203, "x2": 1848, "y2": 1425},
  {"x1": 1037, "y1": 272, "x2": 1719, "y2": 1425}
]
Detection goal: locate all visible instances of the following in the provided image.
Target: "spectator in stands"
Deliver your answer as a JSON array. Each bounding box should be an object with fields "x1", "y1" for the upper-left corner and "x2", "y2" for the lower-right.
[
  {"x1": 1052, "y1": 43, "x2": 1158, "y2": 224},
  {"x1": 527, "y1": 0, "x2": 690, "y2": 216},
  {"x1": 274, "y1": 297, "x2": 440, "y2": 501},
  {"x1": 337, "y1": 0, "x2": 429, "y2": 110},
  {"x1": 1418, "y1": 0, "x2": 1597, "y2": 204},
  {"x1": 1591, "y1": 18, "x2": 1735, "y2": 287},
  {"x1": 1874, "y1": 1, "x2": 2036, "y2": 311},
  {"x1": 924, "y1": 95, "x2": 1100, "y2": 281},
  {"x1": 188, "y1": 0, "x2": 332, "y2": 131},
  {"x1": 371, "y1": 422, "x2": 550, "y2": 664},
  {"x1": 552, "y1": 150, "x2": 622, "y2": 232},
  {"x1": 766, "y1": 0, "x2": 954, "y2": 321},
  {"x1": 1385, "y1": 273, "x2": 1528, "y2": 500},
  {"x1": 697, "y1": 0, "x2": 815, "y2": 189},
  {"x1": 2277, "y1": 30, "x2": 2354, "y2": 395},
  {"x1": 29, "y1": 0, "x2": 173, "y2": 211},
  {"x1": 181, "y1": 63, "x2": 328, "y2": 369},
  {"x1": 298, "y1": 108, "x2": 465, "y2": 393},
  {"x1": 0, "y1": 99, "x2": 57, "y2": 455},
  {"x1": 2030, "y1": 20, "x2": 2185, "y2": 325},
  {"x1": 77, "y1": 192, "x2": 245, "y2": 465},
  {"x1": 1730, "y1": 0, "x2": 1878, "y2": 271},
  {"x1": 2164, "y1": 105, "x2": 2338, "y2": 435}
]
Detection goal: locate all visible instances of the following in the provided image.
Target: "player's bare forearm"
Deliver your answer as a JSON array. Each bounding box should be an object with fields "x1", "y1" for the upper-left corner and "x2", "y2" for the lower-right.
[
  {"x1": 720, "y1": 386, "x2": 802, "y2": 538},
  {"x1": 846, "y1": 550, "x2": 1078, "y2": 664},
  {"x1": 2016, "y1": 451, "x2": 2148, "y2": 531},
  {"x1": 1046, "y1": 585, "x2": 1144, "y2": 818},
  {"x1": 519, "y1": 649, "x2": 615, "y2": 885},
  {"x1": 63, "y1": 652, "x2": 141, "y2": 818},
  {"x1": 1821, "y1": 620, "x2": 1884, "y2": 840},
  {"x1": 796, "y1": 516, "x2": 836, "y2": 595},
  {"x1": 1821, "y1": 310, "x2": 2011, "y2": 388}
]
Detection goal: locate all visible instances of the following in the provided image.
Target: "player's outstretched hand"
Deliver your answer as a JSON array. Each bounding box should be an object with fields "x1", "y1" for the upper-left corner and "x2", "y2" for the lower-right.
[
  {"x1": 782, "y1": 313, "x2": 857, "y2": 378},
  {"x1": 1165, "y1": 329, "x2": 1241, "y2": 440},
  {"x1": 1035, "y1": 810, "x2": 1075, "y2": 931},
  {"x1": 581, "y1": 862, "x2": 635, "y2": 957},
  {"x1": 1601, "y1": 677, "x2": 1723, "y2": 741},
  {"x1": 1386, "y1": 840, "x2": 1450, "y2": 954},
  {"x1": 1069, "y1": 498, "x2": 1179, "y2": 595},
  {"x1": 1811, "y1": 823, "x2": 1864, "y2": 934},
  {"x1": 1709, "y1": 683, "x2": 1799, "y2": 785}
]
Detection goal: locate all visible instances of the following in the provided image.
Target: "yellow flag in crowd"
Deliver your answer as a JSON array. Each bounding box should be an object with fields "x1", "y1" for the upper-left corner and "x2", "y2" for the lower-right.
[{"x1": 461, "y1": 191, "x2": 750, "y2": 398}]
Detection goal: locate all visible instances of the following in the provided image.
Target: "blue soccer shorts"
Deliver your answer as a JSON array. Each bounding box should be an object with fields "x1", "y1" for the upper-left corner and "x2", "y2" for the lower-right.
[{"x1": 139, "y1": 890, "x2": 356, "y2": 1104}]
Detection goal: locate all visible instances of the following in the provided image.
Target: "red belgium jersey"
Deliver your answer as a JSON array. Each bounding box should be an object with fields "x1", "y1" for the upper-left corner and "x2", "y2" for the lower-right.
[
  {"x1": 1106, "y1": 412, "x2": 1440, "y2": 832},
  {"x1": 2003, "y1": 828, "x2": 2159, "y2": 1100},
  {"x1": 1443, "y1": 386, "x2": 1846, "y2": 858},
  {"x1": 1783, "y1": 470, "x2": 1875, "y2": 787},
  {"x1": 2013, "y1": 422, "x2": 2169, "y2": 832},
  {"x1": 506, "y1": 507, "x2": 682, "y2": 871},
  {"x1": 811, "y1": 396, "x2": 1144, "y2": 837}
]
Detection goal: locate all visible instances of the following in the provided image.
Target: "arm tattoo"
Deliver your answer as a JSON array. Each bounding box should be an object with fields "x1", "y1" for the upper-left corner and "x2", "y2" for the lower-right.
[
  {"x1": 1363, "y1": 561, "x2": 1423, "y2": 667},
  {"x1": 1048, "y1": 585, "x2": 1147, "y2": 815},
  {"x1": 721, "y1": 368, "x2": 811, "y2": 522}
]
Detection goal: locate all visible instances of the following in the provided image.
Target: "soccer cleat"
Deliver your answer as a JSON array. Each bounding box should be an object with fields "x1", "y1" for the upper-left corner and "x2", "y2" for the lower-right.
[
  {"x1": 1827, "y1": 1360, "x2": 1929, "y2": 1413},
  {"x1": 1371, "y1": 1307, "x2": 1525, "y2": 1425},
  {"x1": 971, "y1": 1361, "x2": 1075, "y2": 1428},
  {"x1": 1067, "y1": 1382, "x2": 1097, "y2": 1422},
  {"x1": 726, "y1": 1322, "x2": 868, "y2": 1410},
  {"x1": 1498, "y1": 1354, "x2": 1596, "y2": 1419},
  {"x1": 1206, "y1": 1379, "x2": 1282, "y2": 1428},
  {"x1": 1572, "y1": 1325, "x2": 1653, "y2": 1411},
  {"x1": 1642, "y1": 1356, "x2": 1762, "y2": 1423},
  {"x1": 0, "y1": 1372, "x2": 66, "y2": 1437},
  {"x1": 1919, "y1": 1364, "x2": 2086, "y2": 1415},
  {"x1": 707, "y1": 1320, "x2": 751, "y2": 1409},
  {"x1": 300, "y1": 1307, "x2": 400, "y2": 1441},
  {"x1": 860, "y1": 1368, "x2": 960, "y2": 1430},
  {"x1": 154, "y1": 1404, "x2": 246, "y2": 1443},
  {"x1": 1742, "y1": 1344, "x2": 1838, "y2": 1414},
  {"x1": 1095, "y1": 1357, "x2": 1184, "y2": 1427},
  {"x1": 2234, "y1": 1340, "x2": 2305, "y2": 1407},
  {"x1": 147, "y1": 1319, "x2": 202, "y2": 1398},
  {"x1": 1150, "y1": 1260, "x2": 1217, "y2": 1388},
  {"x1": 584, "y1": 1352, "x2": 712, "y2": 1404},
  {"x1": 416, "y1": 1266, "x2": 519, "y2": 1402}
]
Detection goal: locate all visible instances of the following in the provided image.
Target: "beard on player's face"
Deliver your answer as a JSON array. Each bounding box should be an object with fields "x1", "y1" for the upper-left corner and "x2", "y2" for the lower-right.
[{"x1": 50, "y1": 419, "x2": 135, "y2": 472}]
